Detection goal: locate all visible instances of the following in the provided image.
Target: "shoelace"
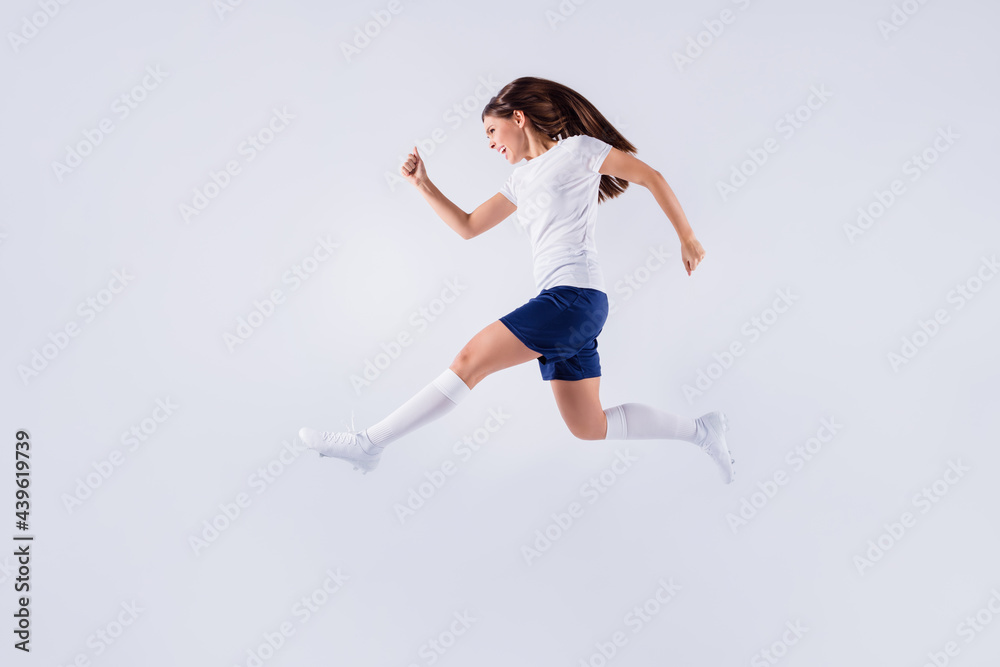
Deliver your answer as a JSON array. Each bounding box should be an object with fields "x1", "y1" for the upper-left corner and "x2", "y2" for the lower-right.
[
  {"x1": 319, "y1": 409, "x2": 361, "y2": 446},
  {"x1": 321, "y1": 431, "x2": 356, "y2": 446}
]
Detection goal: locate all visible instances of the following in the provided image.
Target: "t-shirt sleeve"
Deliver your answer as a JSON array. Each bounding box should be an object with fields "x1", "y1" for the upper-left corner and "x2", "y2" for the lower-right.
[
  {"x1": 499, "y1": 172, "x2": 517, "y2": 205},
  {"x1": 573, "y1": 134, "x2": 613, "y2": 173}
]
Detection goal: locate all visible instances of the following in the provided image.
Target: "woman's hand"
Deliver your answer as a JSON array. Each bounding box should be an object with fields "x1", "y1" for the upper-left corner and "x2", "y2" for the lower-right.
[
  {"x1": 401, "y1": 146, "x2": 428, "y2": 187},
  {"x1": 681, "y1": 235, "x2": 706, "y2": 276}
]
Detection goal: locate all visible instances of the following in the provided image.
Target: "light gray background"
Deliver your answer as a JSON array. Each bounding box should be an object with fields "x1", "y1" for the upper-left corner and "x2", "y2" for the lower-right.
[{"x1": 2, "y1": 0, "x2": 999, "y2": 665}]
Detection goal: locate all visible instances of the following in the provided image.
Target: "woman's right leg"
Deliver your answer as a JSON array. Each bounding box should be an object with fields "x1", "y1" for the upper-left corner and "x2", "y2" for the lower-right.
[
  {"x1": 448, "y1": 319, "x2": 542, "y2": 389},
  {"x1": 362, "y1": 320, "x2": 540, "y2": 450},
  {"x1": 302, "y1": 320, "x2": 540, "y2": 471}
]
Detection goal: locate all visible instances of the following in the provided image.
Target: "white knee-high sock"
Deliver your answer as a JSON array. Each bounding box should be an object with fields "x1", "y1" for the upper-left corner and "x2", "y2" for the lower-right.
[
  {"x1": 602, "y1": 403, "x2": 705, "y2": 443},
  {"x1": 363, "y1": 368, "x2": 471, "y2": 451}
]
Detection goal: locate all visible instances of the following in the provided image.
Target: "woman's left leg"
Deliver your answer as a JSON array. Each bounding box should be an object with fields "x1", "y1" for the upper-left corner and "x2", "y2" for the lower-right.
[
  {"x1": 549, "y1": 377, "x2": 736, "y2": 484},
  {"x1": 550, "y1": 377, "x2": 608, "y2": 440},
  {"x1": 551, "y1": 378, "x2": 736, "y2": 483},
  {"x1": 551, "y1": 378, "x2": 701, "y2": 442}
]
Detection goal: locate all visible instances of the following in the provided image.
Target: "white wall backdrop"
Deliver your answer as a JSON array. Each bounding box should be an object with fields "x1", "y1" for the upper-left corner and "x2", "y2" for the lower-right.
[{"x1": 2, "y1": 0, "x2": 999, "y2": 664}]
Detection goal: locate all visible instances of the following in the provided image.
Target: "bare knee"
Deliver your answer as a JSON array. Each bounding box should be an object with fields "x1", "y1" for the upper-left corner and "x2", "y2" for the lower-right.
[
  {"x1": 567, "y1": 415, "x2": 607, "y2": 441},
  {"x1": 449, "y1": 349, "x2": 479, "y2": 389}
]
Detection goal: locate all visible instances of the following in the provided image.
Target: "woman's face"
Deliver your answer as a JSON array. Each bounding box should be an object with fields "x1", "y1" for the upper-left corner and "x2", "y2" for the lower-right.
[{"x1": 483, "y1": 112, "x2": 524, "y2": 164}]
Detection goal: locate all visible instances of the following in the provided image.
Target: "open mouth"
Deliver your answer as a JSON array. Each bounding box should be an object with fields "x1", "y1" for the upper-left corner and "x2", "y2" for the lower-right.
[{"x1": 501, "y1": 146, "x2": 507, "y2": 157}]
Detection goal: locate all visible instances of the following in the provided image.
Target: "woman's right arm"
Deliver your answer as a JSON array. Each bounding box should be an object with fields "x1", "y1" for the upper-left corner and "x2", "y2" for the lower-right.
[
  {"x1": 402, "y1": 146, "x2": 469, "y2": 238},
  {"x1": 414, "y1": 179, "x2": 472, "y2": 239},
  {"x1": 402, "y1": 146, "x2": 515, "y2": 240}
]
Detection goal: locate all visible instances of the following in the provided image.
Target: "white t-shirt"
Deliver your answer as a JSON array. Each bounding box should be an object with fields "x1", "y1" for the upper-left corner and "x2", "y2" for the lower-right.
[{"x1": 499, "y1": 134, "x2": 613, "y2": 293}]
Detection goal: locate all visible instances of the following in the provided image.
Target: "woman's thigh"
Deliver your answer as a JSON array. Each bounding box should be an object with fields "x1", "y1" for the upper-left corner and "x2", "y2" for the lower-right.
[{"x1": 449, "y1": 320, "x2": 541, "y2": 389}]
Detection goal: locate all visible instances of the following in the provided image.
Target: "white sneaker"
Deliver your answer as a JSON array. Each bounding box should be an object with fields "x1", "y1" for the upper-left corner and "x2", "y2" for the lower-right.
[
  {"x1": 299, "y1": 426, "x2": 381, "y2": 475},
  {"x1": 695, "y1": 412, "x2": 735, "y2": 484}
]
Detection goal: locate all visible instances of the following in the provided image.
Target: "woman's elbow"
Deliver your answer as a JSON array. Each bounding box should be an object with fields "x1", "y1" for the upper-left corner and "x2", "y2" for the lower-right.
[{"x1": 643, "y1": 169, "x2": 664, "y2": 188}]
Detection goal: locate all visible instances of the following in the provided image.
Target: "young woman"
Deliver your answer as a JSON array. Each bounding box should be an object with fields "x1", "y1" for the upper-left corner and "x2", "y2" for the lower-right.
[{"x1": 300, "y1": 77, "x2": 735, "y2": 483}]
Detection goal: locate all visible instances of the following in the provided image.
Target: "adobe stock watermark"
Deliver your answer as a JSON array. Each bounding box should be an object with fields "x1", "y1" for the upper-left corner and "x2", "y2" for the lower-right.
[
  {"x1": 577, "y1": 578, "x2": 681, "y2": 667},
  {"x1": 558, "y1": 243, "x2": 672, "y2": 356},
  {"x1": 51, "y1": 65, "x2": 169, "y2": 183},
  {"x1": 61, "y1": 398, "x2": 179, "y2": 514},
  {"x1": 223, "y1": 235, "x2": 340, "y2": 352},
  {"x1": 853, "y1": 459, "x2": 970, "y2": 576},
  {"x1": 232, "y1": 568, "x2": 349, "y2": 667},
  {"x1": 404, "y1": 610, "x2": 477, "y2": 667},
  {"x1": 179, "y1": 106, "x2": 294, "y2": 223},
  {"x1": 886, "y1": 254, "x2": 997, "y2": 373},
  {"x1": 725, "y1": 417, "x2": 842, "y2": 534},
  {"x1": 682, "y1": 288, "x2": 798, "y2": 404},
  {"x1": 717, "y1": 85, "x2": 833, "y2": 202},
  {"x1": 57, "y1": 600, "x2": 144, "y2": 666},
  {"x1": 340, "y1": 0, "x2": 412, "y2": 63},
  {"x1": 548, "y1": 245, "x2": 673, "y2": 361},
  {"x1": 386, "y1": 75, "x2": 503, "y2": 192},
  {"x1": 188, "y1": 434, "x2": 311, "y2": 557},
  {"x1": 843, "y1": 126, "x2": 959, "y2": 244},
  {"x1": 521, "y1": 449, "x2": 639, "y2": 566},
  {"x1": 7, "y1": 0, "x2": 75, "y2": 54},
  {"x1": 545, "y1": 0, "x2": 591, "y2": 31},
  {"x1": 673, "y1": 0, "x2": 757, "y2": 72},
  {"x1": 0, "y1": 556, "x2": 16, "y2": 586},
  {"x1": 214, "y1": 0, "x2": 249, "y2": 21},
  {"x1": 501, "y1": 188, "x2": 557, "y2": 241},
  {"x1": 606, "y1": 245, "x2": 672, "y2": 315},
  {"x1": 393, "y1": 407, "x2": 512, "y2": 525},
  {"x1": 17, "y1": 268, "x2": 135, "y2": 386},
  {"x1": 877, "y1": 0, "x2": 934, "y2": 40},
  {"x1": 915, "y1": 587, "x2": 1000, "y2": 667},
  {"x1": 350, "y1": 277, "x2": 468, "y2": 395},
  {"x1": 750, "y1": 620, "x2": 809, "y2": 667},
  {"x1": 503, "y1": 179, "x2": 556, "y2": 239}
]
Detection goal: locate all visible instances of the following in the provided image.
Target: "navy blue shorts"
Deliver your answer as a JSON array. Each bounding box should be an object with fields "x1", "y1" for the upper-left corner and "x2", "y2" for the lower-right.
[{"x1": 499, "y1": 286, "x2": 609, "y2": 381}]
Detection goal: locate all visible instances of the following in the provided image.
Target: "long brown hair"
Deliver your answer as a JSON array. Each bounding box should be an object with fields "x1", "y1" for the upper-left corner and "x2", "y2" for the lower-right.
[{"x1": 482, "y1": 76, "x2": 636, "y2": 204}]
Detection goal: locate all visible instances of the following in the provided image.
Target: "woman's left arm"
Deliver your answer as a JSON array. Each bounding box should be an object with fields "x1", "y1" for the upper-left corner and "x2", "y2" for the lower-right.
[{"x1": 599, "y1": 147, "x2": 706, "y2": 275}]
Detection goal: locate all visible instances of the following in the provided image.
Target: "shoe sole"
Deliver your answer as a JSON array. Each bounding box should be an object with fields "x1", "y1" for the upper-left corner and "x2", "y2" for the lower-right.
[
  {"x1": 318, "y1": 448, "x2": 380, "y2": 475},
  {"x1": 722, "y1": 412, "x2": 734, "y2": 483}
]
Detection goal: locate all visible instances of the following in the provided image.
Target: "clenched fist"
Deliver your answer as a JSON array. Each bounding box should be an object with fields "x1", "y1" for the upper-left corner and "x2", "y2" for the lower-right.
[
  {"x1": 681, "y1": 236, "x2": 706, "y2": 276},
  {"x1": 400, "y1": 146, "x2": 427, "y2": 187}
]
